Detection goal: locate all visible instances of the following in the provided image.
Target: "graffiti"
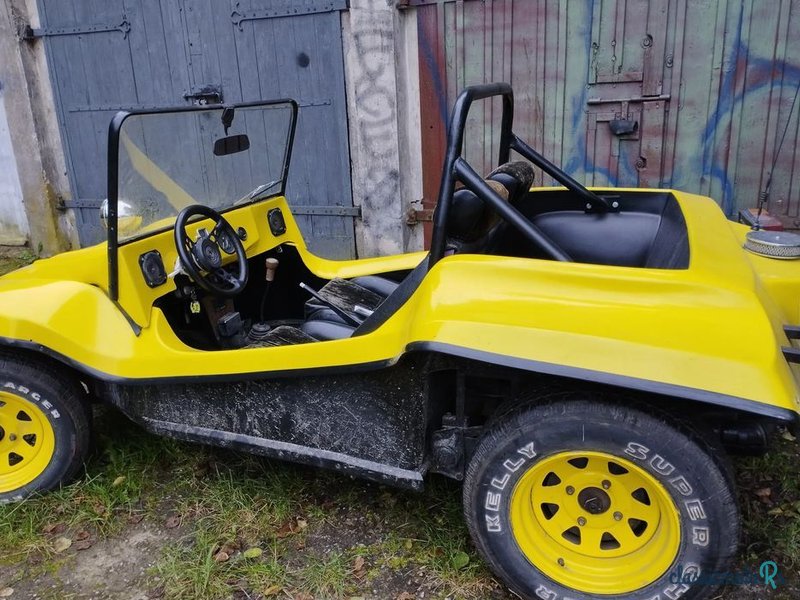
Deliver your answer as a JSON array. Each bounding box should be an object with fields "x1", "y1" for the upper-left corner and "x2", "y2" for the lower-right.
[
  {"x1": 697, "y1": 4, "x2": 800, "y2": 215},
  {"x1": 352, "y1": 29, "x2": 400, "y2": 168},
  {"x1": 416, "y1": 0, "x2": 800, "y2": 217},
  {"x1": 349, "y1": 6, "x2": 401, "y2": 217}
]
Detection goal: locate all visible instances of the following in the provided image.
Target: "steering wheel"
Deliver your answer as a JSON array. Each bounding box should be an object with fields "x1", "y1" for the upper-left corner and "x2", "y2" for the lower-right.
[{"x1": 174, "y1": 205, "x2": 249, "y2": 297}]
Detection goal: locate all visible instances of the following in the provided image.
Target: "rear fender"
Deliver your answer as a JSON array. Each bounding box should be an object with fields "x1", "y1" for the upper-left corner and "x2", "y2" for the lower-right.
[{"x1": 405, "y1": 255, "x2": 800, "y2": 422}]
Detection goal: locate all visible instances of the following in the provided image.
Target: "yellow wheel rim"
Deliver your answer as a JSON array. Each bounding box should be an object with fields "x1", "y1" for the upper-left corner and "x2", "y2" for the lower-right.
[
  {"x1": 0, "y1": 391, "x2": 56, "y2": 493},
  {"x1": 510, "y1": 450, "x2": 681, "y2": 595}
]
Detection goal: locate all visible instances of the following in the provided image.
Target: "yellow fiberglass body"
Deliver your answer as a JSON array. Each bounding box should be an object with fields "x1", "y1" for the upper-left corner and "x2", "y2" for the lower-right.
[
  {"x1": 0, "y1": 188, "x2": 798, "y2": 422},
  {"x1": 2, "y1": 83, "x2": 798, "y2": 600}
]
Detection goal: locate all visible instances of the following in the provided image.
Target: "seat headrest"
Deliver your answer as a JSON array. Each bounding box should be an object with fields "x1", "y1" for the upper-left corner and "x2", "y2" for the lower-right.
[
  {"x1": 446, "y1": 161, "x2": 535, "y2": 243},
  {"x1": 447, "y1": 181, "x2": 506, "y2": 242},
  {"x1": 487, "y1": 161, "x2": 535, "y2": 203}
]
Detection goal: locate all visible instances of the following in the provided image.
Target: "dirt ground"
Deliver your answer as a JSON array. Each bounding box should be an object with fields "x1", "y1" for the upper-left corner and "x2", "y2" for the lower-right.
[
  {"x1": 0, "y1": 524, "x2": 170, "y2": 600},
  {"x1": 4, "y1": 516, "x2": 796, "y2": 600}
]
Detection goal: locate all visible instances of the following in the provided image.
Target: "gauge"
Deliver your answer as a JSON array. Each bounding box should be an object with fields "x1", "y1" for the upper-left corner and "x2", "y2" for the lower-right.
[{"x1": 217, "y1": 230, "x2": 236, "y2": 254}]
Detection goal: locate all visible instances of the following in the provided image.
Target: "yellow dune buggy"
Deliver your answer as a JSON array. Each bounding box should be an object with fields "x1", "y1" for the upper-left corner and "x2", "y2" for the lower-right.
[{"x1": 1, "y1": 83, "x2": 799, "y2": 600}]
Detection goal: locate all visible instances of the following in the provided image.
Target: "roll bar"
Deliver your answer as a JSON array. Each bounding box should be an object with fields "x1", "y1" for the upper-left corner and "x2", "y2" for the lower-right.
[{"x1": 428, "y1": 83, "x2": 609, "y2": 267}]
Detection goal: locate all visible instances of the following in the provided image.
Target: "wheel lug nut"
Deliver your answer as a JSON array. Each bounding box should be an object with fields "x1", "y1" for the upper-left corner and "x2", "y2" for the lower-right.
[
  {"x1": 577, "y1": 517, "x2": 587, "y2": 526},
  {"x1": 614, "y1": 511, "x2": 623, "y2": 521},
  {"x1": 602, "y1": 480, "x2": 611, "y2": 490},
  {"x1": 8, "y1": 434, "x2": 15, "y2": 442},
  {"x1": 557, "y1": 558, "x2": 565, "y2": 567},
  {"x1": 565, "y1": 486, "x2": 575, "y2": 495}
]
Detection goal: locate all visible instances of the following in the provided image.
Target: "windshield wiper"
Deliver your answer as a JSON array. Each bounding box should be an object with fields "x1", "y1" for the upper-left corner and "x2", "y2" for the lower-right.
[
  {"x1": 248, "y1": 179, "x2": 281, "y2": 200},
  {"x1": 235, "y1": 180, "x2": 283, "y2": 206}
]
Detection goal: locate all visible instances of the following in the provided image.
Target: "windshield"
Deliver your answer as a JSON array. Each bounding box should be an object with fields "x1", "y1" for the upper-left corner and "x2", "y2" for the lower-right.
[{"x1": 115, "y1": 102, "x2": 294, "y2": 243}]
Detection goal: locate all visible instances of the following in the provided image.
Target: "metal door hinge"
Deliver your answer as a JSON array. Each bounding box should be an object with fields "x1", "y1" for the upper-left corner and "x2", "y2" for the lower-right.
[
  {"x1": 58, "y1": 198, "x2": 103, "y2": 210},
  {"x1": 22, "y1": 17, "x2": 131, "y2": 41},
  {"x1": 291, "y1": 205, "x2": 361, "y2": 217},
  {"x1": 406, "y1": 205, "x2": 434, "y2": 226},
  {"x1": 586, "y1": 94, "x2": 671, "y2": 105},
  {"x1": 230, "y1": 1, "x2": 348, "y2": 31}
]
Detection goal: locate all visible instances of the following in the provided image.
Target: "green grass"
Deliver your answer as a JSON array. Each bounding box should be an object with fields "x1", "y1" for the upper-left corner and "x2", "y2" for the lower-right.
[
  {"x1": 0, "y1": 406, "x2": 797, "y2": 599},
  {"x1": 0, "y1": 248, "x2": 36, "y2": 276},
  {"x1": 736, "y1": 432, "x2": 800, "y2": 566},
  {"x1": 0, "y1": 412, "x2": 185, "y2": 561}
]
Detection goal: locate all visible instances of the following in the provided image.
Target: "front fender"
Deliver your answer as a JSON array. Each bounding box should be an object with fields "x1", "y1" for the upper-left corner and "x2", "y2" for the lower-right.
[{"x1": 0, "y1": 279, "x2": 138, "y2": 376}]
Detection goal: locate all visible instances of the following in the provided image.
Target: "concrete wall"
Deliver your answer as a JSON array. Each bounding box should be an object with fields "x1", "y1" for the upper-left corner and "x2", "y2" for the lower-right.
[
  {"x1": 0, "y1": 83, "x2": 28, "y2": 245},
  {"x1": 0, "y1": 0, "x2": 77, "y2": 255},
  {"x1": 343, "y1": 0, "x2": 424, "y2": 256}
]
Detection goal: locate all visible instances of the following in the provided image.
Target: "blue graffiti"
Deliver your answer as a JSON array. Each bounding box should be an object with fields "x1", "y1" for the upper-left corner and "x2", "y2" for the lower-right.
[
  {"x1": 699, "y1": 4, "x2": 800, "y2": 214},
  {"x1": 563, "y1": 2, "x2": 608, "y2": 183},
  {"x1": 417, "y1": 0, "x2": 799, "y2": 216}
]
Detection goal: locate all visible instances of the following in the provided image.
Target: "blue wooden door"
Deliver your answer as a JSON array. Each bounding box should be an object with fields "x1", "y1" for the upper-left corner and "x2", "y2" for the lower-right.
[{"x1": 35, "y1": 0, "x2": 356, "y2": 258}]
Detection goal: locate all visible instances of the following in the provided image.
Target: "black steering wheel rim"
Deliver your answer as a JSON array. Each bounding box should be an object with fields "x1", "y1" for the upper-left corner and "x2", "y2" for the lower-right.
[{"x1": 174, "y1": 205, "x2": 249, "y2": 297}]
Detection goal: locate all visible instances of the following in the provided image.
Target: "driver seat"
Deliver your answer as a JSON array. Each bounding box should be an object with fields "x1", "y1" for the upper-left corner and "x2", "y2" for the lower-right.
[{"x1": 300, "y1": 161, "x2": 535, "y2": 341}]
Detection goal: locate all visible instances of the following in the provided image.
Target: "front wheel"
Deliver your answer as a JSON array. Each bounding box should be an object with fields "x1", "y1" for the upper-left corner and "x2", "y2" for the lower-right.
[
  {"x1": 0, "y1": 353, "x2": 91, "y2": 502},
  {"x1": 463, "y1": 397, "x2": 739, "y2": 600}
]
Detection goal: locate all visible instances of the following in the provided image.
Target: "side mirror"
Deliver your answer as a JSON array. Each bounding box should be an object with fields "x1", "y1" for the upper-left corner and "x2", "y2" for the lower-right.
[
  {"x1": 214, "y1": 134, "x2": 250, "y2": 156},
  {"x1": 99, "y1": 198, "x2": 143, "y2": 235},
  {"x1": 99, "y1": 198, "x2": 108, "y2": 228}
]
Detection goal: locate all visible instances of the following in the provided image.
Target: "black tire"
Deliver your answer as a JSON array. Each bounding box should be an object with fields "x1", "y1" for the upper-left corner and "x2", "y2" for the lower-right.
[
  {"x1": 0, "y1": 353, "x2": 91, "y2": 502},
  {"x1": 464, "y1": 397, "x2": 739, "y2": 600}
]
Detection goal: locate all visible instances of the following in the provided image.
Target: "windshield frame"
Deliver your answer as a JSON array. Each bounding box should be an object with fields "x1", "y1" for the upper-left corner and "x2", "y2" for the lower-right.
[{"x1": 106, "y1": 99, "x2": 298, "y2": 301}]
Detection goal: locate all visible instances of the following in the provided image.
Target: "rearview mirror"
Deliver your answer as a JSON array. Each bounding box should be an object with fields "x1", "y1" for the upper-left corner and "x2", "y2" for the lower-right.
[{"x1": 214, "y1": 134, "x2": 250, "y2": 156}]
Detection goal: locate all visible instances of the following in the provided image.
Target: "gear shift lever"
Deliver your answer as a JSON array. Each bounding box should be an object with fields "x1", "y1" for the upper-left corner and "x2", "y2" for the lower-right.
[{"x1": 259, "y1": 257, "x2": 279, "y2": 322}]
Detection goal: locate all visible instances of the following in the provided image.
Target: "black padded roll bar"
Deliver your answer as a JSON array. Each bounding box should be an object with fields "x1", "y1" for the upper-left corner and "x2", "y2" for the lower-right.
[
  {"x1": 428, "y1": 83, "x2": 608, "y2": 268},
  {"x1": 453, "y1": 158, "x2": 572, "y2": 262}
]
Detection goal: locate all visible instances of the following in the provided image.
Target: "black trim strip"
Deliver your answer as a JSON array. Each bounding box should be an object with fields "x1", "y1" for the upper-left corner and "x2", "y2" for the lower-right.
[
  {"x1": 3, "y1": 335, "x2": 797, "y2": 424},
  {"x1": 408, "y1": 341, "x2": 800, "y2": 424}
]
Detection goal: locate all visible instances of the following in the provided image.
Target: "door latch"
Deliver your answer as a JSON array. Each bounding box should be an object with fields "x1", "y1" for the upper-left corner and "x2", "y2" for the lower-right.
[{"x1": 183, "y1": 85, "x2": 223, "y2": 105}]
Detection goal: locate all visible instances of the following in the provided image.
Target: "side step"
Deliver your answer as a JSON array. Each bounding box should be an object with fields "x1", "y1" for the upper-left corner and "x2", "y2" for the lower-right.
[{"x1": 141, "y1": 416, "x2": 426, "y2": 491}]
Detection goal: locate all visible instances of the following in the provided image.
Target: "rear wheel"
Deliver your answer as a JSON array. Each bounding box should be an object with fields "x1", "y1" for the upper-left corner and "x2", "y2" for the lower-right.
[
  {"x1": 463, "y1": 397, "x2": 739, "y2": 600},
  {"x1": 0, "y1": 354, "x2": 90, "y2": 502}
]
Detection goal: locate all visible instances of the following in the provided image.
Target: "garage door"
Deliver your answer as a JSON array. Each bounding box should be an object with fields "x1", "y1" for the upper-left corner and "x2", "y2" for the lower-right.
[{"x1": 32, "y1": 0, "x2": 356, "y2": 258}]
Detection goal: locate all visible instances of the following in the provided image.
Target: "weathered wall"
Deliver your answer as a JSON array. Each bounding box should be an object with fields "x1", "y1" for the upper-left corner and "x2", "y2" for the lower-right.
[
  {"x1": 18, "y1": 0, "x2": 799, "y2": 256},
  {"x1": 4, "y1": 0, "x2": 422, "y2": 258},
  {"x1": 414, "y1": 0, "x2": 800, "y2": 224},
  {"x1": 0, "y1": 0, "x2": 76, "y2": 255},
  {"x1": 0, "y1": 83, "x2": 28, "y2": 245},
  {"x1": 343, "y1": 0, "x2": 424, "y2": 257}
]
